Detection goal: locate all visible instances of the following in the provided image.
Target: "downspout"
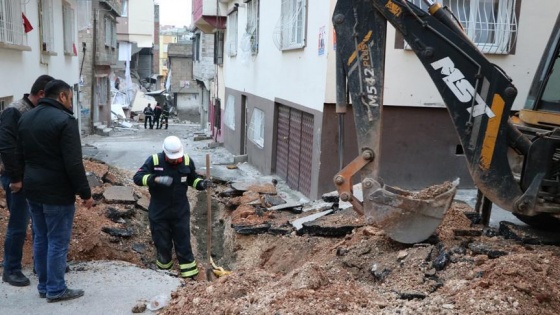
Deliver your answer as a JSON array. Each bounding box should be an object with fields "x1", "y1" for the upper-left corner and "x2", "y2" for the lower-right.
[{"x1": 90, "y1": 0, "x2": 98, "y2": 134}]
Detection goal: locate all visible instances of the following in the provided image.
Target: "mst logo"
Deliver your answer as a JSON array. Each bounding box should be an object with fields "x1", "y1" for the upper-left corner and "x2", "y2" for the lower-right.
[{"x1": 431, "y1": 57, "x2": 495, "y2": 118}]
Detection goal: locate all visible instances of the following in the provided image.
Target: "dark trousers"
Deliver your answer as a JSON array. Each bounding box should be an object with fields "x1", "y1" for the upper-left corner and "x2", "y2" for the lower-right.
[
  {"x1": 149, "y1": 214, "x2": 194, "y2": 265},
  {"x1": 144, "y1": 116, "x2": 153, "y2": 129},
  {"x1": 154, "y1": 115, "x2": 161, "y2": 129},
  {"x1": 1, "y1": 175, "x2": 30, "y2": 274}
]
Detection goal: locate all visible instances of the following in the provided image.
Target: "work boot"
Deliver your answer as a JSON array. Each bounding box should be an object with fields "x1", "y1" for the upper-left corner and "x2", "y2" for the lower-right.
[
  {"x1": 46, "y1": 288, "x2": 84, "y2": 303},
  {"x1": 2, "y1": 271, "x2": 30, "y2": 287}
]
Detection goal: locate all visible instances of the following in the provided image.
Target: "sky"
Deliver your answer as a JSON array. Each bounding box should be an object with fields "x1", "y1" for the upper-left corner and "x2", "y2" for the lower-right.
[{"x1": 157, "y1": 0, "x2": 192, "y2": 27}]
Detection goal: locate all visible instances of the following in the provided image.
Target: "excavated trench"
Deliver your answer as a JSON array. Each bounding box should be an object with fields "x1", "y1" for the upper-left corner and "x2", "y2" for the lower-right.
[{"x1": 190, "y1": 190, "x2": 237, "y2": 275}]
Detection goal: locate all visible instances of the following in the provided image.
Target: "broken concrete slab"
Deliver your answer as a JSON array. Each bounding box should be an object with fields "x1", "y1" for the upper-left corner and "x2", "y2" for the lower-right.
[
  {"x1": 232, "y1": 223, "x2": 271, "y2": 235},
  {"x1": 87, "y1": 173, "x2": 103, "y2": 188},
  {"x1": 467, "y1": 242, "x2": 508, "y2": 259},
  {"x1": 104, "y1": 186, "x2": 136, "y2": 204},
  {"x1": 302, "y1": 201, "x2": 334, "y2": 213},
  {"x1": 290, "y1": 209, "x2": 333, "y2": 230},
  {"x1": 136, "y1": 196, "x2": 150, "y2": 212},
  {"x1": 499, "y1": 221, "x2": 560, "y2": 245},
  {"x1": 102, "y1": 227, "x2": 133, "y2": 238},
  {"x1": 106, "y1": 207, "x2": 136, "y2": 222},
  {"x1": 268, "y1": 201, "x2": 303, "y2": 212},
  {"x1": 300, "y1": 208, "x2": 364, "y2": 237}
]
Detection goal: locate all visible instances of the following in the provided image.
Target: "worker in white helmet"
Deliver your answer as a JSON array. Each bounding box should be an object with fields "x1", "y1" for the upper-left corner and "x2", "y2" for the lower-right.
[{"x1": 133, "y1": 136, "x2": 212, "y2": 279}]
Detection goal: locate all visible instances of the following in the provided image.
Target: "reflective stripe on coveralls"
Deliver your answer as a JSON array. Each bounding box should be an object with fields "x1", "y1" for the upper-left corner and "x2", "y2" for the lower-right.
[
  {"x1": 180, "y1": 261, "x2": 198, "y2": 278},
  {"x1": 156, "y1": 260, "x2": 173, "y2": 270},
  {"x1": 151, "y1": 154, "x2": 200, "y2": 188}
]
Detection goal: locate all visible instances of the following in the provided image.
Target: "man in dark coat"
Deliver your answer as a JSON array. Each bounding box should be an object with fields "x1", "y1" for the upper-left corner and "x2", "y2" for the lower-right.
[
  {"x1": 143, "y1": 103, "x2": 154, "y2": 129},
  {"x1": 0, "y1": 74, "x2": 54, "y2": 287},
  {"x1": 17, "y1": 80, "x2": 93, "y2": 302},
  {"x1": 133, "y1": 136, "x2": 211, "y2": 279}
]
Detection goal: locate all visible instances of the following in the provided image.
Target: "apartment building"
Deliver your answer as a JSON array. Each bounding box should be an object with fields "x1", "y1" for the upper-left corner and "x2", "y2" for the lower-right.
[{"x1": 198, "y1": 0, "x2": 560, "y2": 199}]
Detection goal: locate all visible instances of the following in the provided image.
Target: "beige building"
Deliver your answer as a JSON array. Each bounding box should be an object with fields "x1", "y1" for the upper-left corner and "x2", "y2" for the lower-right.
[{"x1": 159, "y1": 34, "x2": 176, "y2": 77}]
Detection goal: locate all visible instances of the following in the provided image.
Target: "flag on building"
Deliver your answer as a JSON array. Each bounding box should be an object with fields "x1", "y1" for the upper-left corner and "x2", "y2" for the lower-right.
[{"x1": 22, "y1": 13, "x2": 33, "y2": 33}]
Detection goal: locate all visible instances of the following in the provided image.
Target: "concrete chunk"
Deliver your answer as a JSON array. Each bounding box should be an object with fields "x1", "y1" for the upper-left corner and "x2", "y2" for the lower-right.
[
  {"x1": 302, "y1": 201, "x2": 334, "y2": 213},
  {"x1": 290, "y1": 210, "x2": 333, "y2": 230},
  {"x1": 499, "y1": 221, "x2": 560, "y2": 245},
  {"x1": 104, "y1": 186, "x2": 136, "y2": 204},
  {"x1": 268, "y1": 201, "x2": 303, "y2": 211}
]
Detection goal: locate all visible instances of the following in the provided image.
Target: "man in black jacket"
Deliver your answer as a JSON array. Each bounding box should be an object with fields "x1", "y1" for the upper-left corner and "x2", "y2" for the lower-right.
[
  {"x1": 133, "y1": 136, "x2": 211, "y2": 279},
  {"x1": 17, "y1": 80, "x2": 93, "y2": 302},
  {"x1": 153, "y1": 103, "x2": 163, "y2": 129},
  {"x1": 0, "y1": 74, "x2": 54, "y2": 287}
]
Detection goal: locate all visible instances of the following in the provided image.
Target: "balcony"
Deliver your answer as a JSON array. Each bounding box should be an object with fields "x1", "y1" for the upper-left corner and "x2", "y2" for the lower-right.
[
  {"x1": 100, "y1": 0, "x2": 122, "y2": 16},
  {"x1": 193, "y1": 0, "x2": 226, "y2": 33}
]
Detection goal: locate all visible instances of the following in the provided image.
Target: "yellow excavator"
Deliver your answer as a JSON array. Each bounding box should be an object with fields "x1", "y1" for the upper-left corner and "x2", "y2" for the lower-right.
[{"x1": 332, "y1": 0, "x2": 560, "y2": 243}]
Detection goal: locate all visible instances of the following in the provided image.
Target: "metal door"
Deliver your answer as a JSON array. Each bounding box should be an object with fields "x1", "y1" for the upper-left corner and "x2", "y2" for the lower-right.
[{"x1": 275, "y1": 105, "x2": 314, "y2": 196}]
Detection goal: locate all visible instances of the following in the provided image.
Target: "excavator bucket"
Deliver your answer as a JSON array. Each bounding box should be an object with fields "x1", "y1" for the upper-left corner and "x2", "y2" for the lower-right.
[{"x1": 366, "y1": 180, "x2": 459, "y2": 244}]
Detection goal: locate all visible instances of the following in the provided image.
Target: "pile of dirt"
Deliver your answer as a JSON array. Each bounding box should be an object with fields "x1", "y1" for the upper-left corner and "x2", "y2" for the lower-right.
[
  {"x1": 162, "y1": 199, "x2": 560, "y2": 315},
  {"x1": 0, "y1": 159, "x2": 157, "y2": 269}
]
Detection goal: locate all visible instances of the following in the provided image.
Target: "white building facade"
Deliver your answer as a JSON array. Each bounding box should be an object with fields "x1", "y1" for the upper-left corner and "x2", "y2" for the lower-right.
[
  {"x1": 213, "y1": 0, "x2": 560, "y2": 199},
  {"x1": 0, "y1": 0, "x2": 80, "y2": 113}
]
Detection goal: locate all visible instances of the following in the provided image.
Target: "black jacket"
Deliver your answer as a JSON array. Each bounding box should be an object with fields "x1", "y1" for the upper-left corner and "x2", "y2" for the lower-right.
[
  {"x1": 0, "y1": 95, "x2": 35, "y2": 182},
  {"x1": 17, "y1": 98, "x2": 91, "y2": 205},
  {"x1": 133, "y1": 152, "x2": 205, "y2": 221}
]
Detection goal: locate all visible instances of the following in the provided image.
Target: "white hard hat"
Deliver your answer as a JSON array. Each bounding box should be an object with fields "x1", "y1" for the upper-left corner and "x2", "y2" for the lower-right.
[{"x1": 162, "y1": 136, "x2": 184, "y2": 159}]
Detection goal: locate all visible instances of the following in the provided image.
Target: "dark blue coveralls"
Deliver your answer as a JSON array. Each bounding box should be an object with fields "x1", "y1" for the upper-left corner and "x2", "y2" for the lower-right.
[{"x1": 133, "y1": 152, "x2": 205, "y2": 278}]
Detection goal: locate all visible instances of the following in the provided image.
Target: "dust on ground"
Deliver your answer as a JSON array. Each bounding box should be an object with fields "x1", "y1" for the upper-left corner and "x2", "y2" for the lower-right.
[{"x1": 1, "y1": 161, "x2": 560, "y2": 314}]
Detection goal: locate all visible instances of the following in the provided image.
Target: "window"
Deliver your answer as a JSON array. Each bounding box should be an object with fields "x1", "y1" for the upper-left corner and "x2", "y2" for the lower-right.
[
  {"x1": 161, "y1": 58, "x2": 168, "y2": 68},
  {"x1": 63, "y1": 2, "x2": 75, "y2": 55},
  {"x1": 278, "y1": 0, "x2": 307, "y2": 50},
  {"x1": 0, "y1": 0, "x2": 26, "y2": 46},
  {"x1": 105, "y1": 17, "x2": 116, "y2": 48},
  {"x1": 214, "y1": 30, "x2": 224, "y2": 65},
  {"x1": 246, "y1": 0, "x2": 259, "y2": 55},
  {"x1": 193, "y1": 33, "x2": 200, "y2": 61},
  {"x1": 40, "y1": 0, "x2": 54, "y2": 52},
  {"x1": 121, "y1": 0, "x2": 128, "y2": 17},
  {"x1": 224, "y1": 95, "x2": 236, "y2": 130},
  {"x1": 408, "y1": 0, "x2": 518, "y2": 54},
  {"x1": 0, "y1": 96, "x2": 13, "y2": 111},
  {"x1": 227, "y1": 10, "x2": 238, "y2": 57},
  {"x1": 96, "y1": 77, "x2": 109, "y2": 106},
  {"x1": 248, "y1": 107, "x2": 265, "y2": 148}
]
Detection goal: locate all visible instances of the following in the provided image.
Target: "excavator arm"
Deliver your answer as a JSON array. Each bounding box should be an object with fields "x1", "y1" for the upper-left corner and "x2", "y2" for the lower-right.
[{"x1": 333, "y1": 0, "x2": 560, "y2": 243}]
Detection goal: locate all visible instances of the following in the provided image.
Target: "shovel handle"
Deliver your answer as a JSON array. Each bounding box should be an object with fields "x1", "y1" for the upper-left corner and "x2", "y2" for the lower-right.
[{"x1": 206, "y1": 154, "x2": 212, "y2": 262}]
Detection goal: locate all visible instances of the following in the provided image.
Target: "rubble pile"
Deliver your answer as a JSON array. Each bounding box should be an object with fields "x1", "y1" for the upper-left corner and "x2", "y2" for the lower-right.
[{"x1": 2, "y1": 160, "x2": 560, "y2": 314}]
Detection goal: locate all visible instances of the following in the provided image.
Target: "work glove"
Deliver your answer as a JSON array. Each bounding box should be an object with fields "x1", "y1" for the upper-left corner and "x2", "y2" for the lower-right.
[
  {"x1": 201, "y1": 179, "x2": 214, "y2": 190},
  {"x1": 154, "y1": 176, "x2": 173, "y2": 186}
]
